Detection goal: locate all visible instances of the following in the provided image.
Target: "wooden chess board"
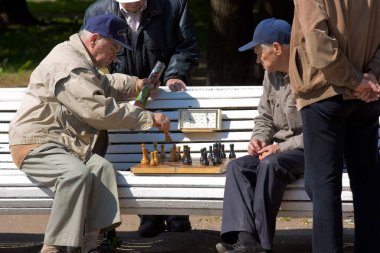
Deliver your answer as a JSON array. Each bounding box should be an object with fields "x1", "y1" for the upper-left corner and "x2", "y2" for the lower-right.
[{"x1": 131, "y1": 159, "x2": 232, "y2": 174}]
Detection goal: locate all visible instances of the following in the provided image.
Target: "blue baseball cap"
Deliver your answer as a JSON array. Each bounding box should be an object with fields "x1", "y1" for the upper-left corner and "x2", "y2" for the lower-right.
[
  {"x1": 238, "y1": 18, "x2": 291, "y2": 52},
  {"x1": 84, "y1": 14, "x2": 132, "y2": 50}
]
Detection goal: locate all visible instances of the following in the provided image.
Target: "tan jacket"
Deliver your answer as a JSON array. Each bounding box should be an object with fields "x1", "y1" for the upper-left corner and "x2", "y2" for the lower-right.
[
  {"x1": 289, "y1": 0, "x2": 380, "y2": 109},
  {"x1": 9, "y1": 34, "x2": 154, "y2": 166},
  {"x1": 252, "y1": 72, "x2": 303, "y2": 152}
]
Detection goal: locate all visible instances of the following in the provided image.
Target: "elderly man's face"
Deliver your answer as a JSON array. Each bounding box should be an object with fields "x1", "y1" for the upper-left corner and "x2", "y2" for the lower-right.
[
  {"x1": 254, "y1": 44, "x2": 279, "y2": 72},
  {"x1": 91, "y1": 37, "x2": 121, "y2": 68},
  {"x1": 121, "y1": 0, "x2": 145, "y2": 12}
]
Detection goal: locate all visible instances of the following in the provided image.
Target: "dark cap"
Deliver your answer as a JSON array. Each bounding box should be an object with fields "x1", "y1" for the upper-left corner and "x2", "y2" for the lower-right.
[
  {"x1": 238, "y1": 18, "x2": 291, "y2": 52},
  {"x1": 84, "y1": 14, "x2": 132, "y2": 50}
]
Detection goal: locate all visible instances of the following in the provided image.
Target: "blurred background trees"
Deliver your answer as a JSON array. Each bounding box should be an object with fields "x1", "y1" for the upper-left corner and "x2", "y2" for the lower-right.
[{"x1": 0, "y1": 0, "x2": 293, "y2": 86}]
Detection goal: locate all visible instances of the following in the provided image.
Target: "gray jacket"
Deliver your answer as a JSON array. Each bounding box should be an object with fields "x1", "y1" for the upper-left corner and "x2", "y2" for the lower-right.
[
  {"x1": 252, "y1": 71, "x2": 303, "y2": 152},
  {"x1": 9, "y1": 34, "x2": 154, "y2": 161}
]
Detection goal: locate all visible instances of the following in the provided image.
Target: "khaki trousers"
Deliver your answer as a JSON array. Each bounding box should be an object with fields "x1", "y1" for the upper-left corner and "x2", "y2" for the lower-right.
[{"x1": 21, "y1": 143, "x2": 121, "y2": 247}]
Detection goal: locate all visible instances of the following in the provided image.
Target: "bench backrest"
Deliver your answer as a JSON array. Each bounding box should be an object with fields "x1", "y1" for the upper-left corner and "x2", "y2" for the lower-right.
[{"x1": 0, "y1": 86, "x2": 262, "y2": 171}]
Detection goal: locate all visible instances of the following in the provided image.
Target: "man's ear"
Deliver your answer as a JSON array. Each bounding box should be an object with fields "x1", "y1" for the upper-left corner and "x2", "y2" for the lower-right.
[
  {"x1": 272, "y1": 42, "x2": 282, "y2": 56},
  {"x1": 89, "y1": 33, "x2": 100, "y2": 48}
]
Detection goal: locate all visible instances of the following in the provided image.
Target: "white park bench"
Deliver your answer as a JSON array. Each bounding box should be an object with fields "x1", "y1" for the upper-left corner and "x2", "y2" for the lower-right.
[{"x1": 0, "y1": 86, "x2": 355, "y2": 217}]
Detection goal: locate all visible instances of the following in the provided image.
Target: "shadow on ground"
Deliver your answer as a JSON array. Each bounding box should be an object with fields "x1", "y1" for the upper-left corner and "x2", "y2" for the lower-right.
[{"x1": 0, "y1": 228, "x2": 354, "y2": 253}]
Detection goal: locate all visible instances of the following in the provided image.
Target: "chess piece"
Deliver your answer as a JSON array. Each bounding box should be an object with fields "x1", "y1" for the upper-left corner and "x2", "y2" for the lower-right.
[
  {"x1": 208, "y1": 145, "x2": 213, "y2": 161},
  {"x1": 160, "y1": 144, "x2": 166, "y2": 161},
  {"x1": 182, "y1": 145, "x2": 192, "y2": 165},
  {"x1": 221, "y1": 144, "x2": 226, "y2": 159},
  {"x1": 229, "y1": 143, "x2": 236, "y2": 159},
  {"x1": 200, "y1": 148, "x2": 209, "y2": 166},
  {"x1": 153, "y1": 142, "x2": 158, "y2": 152},
  {"x1": 176, "y1": 146, "x2": 181, "y2": 161},
  {"x1": 165, "y1": 132, "x2": 172, "y2": 143},
  {"x1": 169, "y1": 144, "x2": 177, "y2": 162},
  {"x1": 150, "y1": 151, "x2": 156, "y2": 166},
  {"x1": 141, "y1": 143, "x2": 150, "y2": 165},
  {"x1": 212, "y1": 143, "x2": 222, "y2": 165},
  {"x1": 154, "y1": 150, "x2": 160, "y2": 165}
]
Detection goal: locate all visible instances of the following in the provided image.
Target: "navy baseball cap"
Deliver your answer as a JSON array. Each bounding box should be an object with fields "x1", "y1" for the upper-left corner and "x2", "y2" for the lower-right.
[
  {"x1": 238, "y1": 18, "x2": 291, "y2": 52},
  {"x1": 84, "y1": 14, "x2": 132, "y2": 50}
]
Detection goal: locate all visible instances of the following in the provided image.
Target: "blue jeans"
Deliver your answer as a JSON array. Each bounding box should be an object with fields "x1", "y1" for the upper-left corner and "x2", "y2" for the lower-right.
[{"x1": 301, "y1": 95, "x2": 380, "y2": 253}]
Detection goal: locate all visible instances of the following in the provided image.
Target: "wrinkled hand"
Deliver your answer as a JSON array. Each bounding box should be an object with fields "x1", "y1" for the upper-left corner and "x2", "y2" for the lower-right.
[
  {"x1": 257, "y1": 143, "x2": 280, "y2": 160},
  {"x1": 166, "y1": 78, "x2": 187, "y2": 91},
  {"x1": 136, "y1": 78, "x2": 161, "y2": 93},
  {"x1": 352, "y1": 73, "x2": 380, "y2": 102},
  {"x1": 153, "y1": 112, "x2": 170, "y2": 133},
  {"x1": 248, "y1": 138, "x2": 266, "y2": 156}
]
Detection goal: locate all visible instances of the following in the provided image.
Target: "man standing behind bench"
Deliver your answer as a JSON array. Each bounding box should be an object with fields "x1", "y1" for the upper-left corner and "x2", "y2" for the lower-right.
[
  {"x1": 83, "y1": 0, "x2": 200, "y2": 237},
  {"x1": 216, "y1": 18, "x2": 304, "y2": 253},
  {"x1": 8, "y1": 14, "x2": 170, "y2": 253}
]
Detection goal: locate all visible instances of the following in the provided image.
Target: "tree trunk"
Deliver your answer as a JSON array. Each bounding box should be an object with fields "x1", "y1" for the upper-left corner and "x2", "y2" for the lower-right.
[
  {"x1": 259, "y1": 0, "x2": 294, "y2": 23},
  {"x1": 207, "y1": 0, "x2": 262, "y2": 86},
  {"x1": 0, "y1": 0, "x2": 39, "y2": 26}
]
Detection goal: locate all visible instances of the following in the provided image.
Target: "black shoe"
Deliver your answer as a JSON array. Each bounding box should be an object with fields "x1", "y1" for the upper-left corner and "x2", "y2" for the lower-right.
[
  {"x1": 215, "y1": 242, "x2": 234, "y2": 253},
  {"x1": 166, "y1": 216, "x2": 192, "y2": 232},
  {"x1": 226, "y1": 240, "x2": 266, "y2": 253},
  {"x1": 138, "y1": 215, "x2": 166, "y2": 237}
]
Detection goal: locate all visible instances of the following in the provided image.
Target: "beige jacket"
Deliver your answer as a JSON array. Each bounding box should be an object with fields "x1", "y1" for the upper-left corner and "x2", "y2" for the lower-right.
[
  {"x1": 252, "y1": 71, "x2": 303, "y2": 152},
  {"x1": 9, "y1": 34, "x2": 154, "y2": 166},
  {"x1": 289, "y1": 0, "x2": 380, "y2": 109}
]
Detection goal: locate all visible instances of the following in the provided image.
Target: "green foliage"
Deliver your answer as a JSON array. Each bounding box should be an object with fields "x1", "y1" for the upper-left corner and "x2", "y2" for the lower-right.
[
  {"x1": 0, "y1": 0, "x2": 208, "y2": 78},
  {"x1": 0, "y1": 1, "x2": 91, "y2": 74}
]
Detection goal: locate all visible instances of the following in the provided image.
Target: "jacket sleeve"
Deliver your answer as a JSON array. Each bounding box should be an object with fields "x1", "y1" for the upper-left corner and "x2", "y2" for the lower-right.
[
  {"x1": 163, "y1": 0, "x2": 200, "y2": 85},
  {"x1": 278, "y1": 133, "x2": 303, "y2": 152},
  {"x1": 251, "y1": 77, "x2": 276, "y2": 145},
  {"x1": 366, "y1": 46, "x2": 380, "y2": 80},
  {"x1": 55, "y1": 68, "x2": 154, "y2": 131},
  {"x1": 294, "y1": 0, "x2": 362, "y2": 90}
]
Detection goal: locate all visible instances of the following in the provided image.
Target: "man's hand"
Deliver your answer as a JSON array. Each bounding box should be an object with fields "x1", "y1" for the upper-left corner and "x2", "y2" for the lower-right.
[
  {"x1": 166, "y1": 78, "x2": 187, "y2": 91},
  {"x1": 352, "y1": 73, "x2": 380, "y2": 102},
  {"x1": 248, "y1": 138, "x2": 266, "y2": 156},
  {"x1": 152, "y1": 112, "x2": 170, "y2": 133},
  {"x1": 136, "y1": 78, "x2": 161, "y2": 96},
  {"x1": 257, "y1": 143, "x2": 280, "y2": 160}
]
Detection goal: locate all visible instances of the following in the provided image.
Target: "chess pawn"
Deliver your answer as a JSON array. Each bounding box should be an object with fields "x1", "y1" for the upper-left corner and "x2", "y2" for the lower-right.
[
  {"x1": 150, "y1": 151, "x2": 156, "y2": 166},
  {"x1": 182, "y1": 145, "x2": 188, "y2": 162},
  {"x1": 154, "y1": 150, "x2": 160, "y2": 165},
  {"x1": 229, "y1": 143, "x2": 236, "y2": 159},
  {"x1": 208, "y1": 145, "x2": 213, "y2": 161},
  {"x1": 160, "y1": 144, "x2": 166, "y2": 161},
  {"x1": 176, "y1": 146, "x2": 181, "y2": 161},
  {"x1": 153, "y1": 142, "x2": 158, "y2": 152},
  {"x1": 141, "y1": 144, "x2": 150, "y2": 165},
  {"x1": 169, "y1": 144, "x2": 177, "y2": 162},
  {"x1": 221, "y1": 144, "x2": 226, "y2": 159}
]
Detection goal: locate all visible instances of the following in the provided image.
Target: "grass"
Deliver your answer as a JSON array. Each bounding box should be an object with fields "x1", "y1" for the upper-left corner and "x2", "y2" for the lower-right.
[{"x1": 0, "y1": 0, "x2": 208, "y2": 87}]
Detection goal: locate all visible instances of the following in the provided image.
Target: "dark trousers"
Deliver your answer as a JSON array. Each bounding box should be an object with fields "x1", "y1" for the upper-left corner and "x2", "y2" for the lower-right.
[
  {"x1": 221, "y1": 150, "x2": 304, "y2": 250},
  {"x1": 301, "y1": 96, "x2": 380, "y2": 253}
]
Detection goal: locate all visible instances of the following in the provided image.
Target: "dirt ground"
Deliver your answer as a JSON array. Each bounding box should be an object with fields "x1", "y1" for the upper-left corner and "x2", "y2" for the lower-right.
[{"x1": 0, "y1": 214, "x2": 355, "y2": 253}]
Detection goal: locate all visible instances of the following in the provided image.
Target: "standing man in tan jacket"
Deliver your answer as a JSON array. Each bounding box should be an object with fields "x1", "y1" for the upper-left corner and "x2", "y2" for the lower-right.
[
  {"x1": 9, "y1": 14, "x2": 170, "y2": 253},
  {"x1": 289, "y1": 1, "x2": 380, "y2": 252}
]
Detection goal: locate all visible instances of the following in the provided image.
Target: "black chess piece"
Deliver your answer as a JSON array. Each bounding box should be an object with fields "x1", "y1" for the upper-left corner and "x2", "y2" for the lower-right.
[
  {"x1": 229, "y1": 143, "x2": 236, "y2": 159},
  {"x1": 182, "y1": 145, "x2": 192, "y2": 165},
  {"x1": 200, "y1": 148, "x2": 209, "y2": 166},
  {"x1": 212, "y1": 143, "x2": 222, "y2": 165},
  {"x1": 208, "y1": 145, "x2": 213, "y2": 161},
  {"x1": 221, "y1": 144, "x2": 226, "y2": 159}
]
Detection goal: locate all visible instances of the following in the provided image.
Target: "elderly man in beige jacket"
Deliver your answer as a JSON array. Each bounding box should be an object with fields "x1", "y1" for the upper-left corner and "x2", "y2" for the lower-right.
[{"x1": 9, "y1": 14, "x2": 170, "y2": 253}]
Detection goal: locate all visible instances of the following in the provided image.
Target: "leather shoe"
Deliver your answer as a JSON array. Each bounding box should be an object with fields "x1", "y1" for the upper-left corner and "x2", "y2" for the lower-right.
[
  {"x1": 166, "y1": 217, "x2": 192, "y2": 232},
  {"x1": 216, "y1": 242, "x2": 234, "y2": 253},
  {"x1": 225, "y1": 240, "x2": 266, "y2": 253},
  {"x1": 138, "y1": 216, "x2": 166, "y2": 237}
]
